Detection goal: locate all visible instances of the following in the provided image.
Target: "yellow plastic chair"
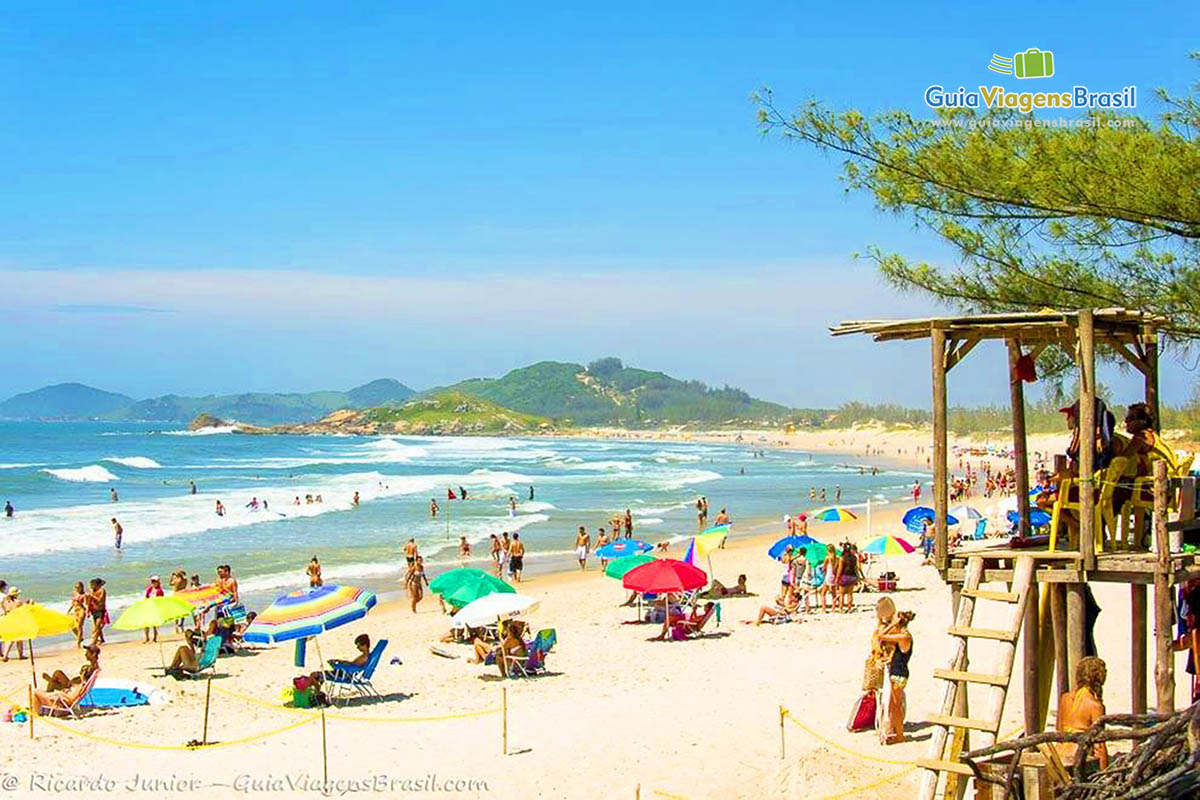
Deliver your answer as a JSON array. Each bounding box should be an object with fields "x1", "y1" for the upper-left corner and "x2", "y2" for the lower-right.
[{"x1": 1048, "y1": 456, "x2": 1129, "y2": 554}]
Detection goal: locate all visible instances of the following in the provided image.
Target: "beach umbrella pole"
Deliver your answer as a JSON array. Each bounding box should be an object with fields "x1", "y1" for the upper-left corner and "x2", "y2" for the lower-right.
[
  {"x1": 29, "y1": 640, "x2": 36, "y2": 689},
  {"x1": 28, "y1": 684, "x2": 34, "y2": 739},
  {"x1": 502, "y1": 686, "x2": 508, "y2": 755},
  {"x1": 321, "y1": 707, "x2": 329, "y2": 784}
]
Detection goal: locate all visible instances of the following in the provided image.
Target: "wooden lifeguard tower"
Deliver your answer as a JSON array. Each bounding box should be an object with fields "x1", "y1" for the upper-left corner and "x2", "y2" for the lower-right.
[{"x1": 831, "y1": 308, "x2": 1199, "y2": 799}]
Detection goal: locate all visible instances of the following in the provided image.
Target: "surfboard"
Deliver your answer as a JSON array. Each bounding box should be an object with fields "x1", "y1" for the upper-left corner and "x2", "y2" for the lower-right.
[{"x1": 81, "y1": 678, "x2": 170, "y2": 708}]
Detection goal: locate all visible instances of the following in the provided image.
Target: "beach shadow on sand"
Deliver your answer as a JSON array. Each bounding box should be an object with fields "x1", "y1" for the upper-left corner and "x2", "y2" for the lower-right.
[
  {"x1": 477, "y1": 671, "x2": 564, "y2": 683},
  {"x1": 332, "y1": 691, "x2": 413, "y2": 707}
]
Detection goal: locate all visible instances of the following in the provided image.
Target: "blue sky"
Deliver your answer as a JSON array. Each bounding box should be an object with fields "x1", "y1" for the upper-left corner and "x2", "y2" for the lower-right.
[{"x1": 2, "y1": 2, "x2": 1197, "y2": 407}]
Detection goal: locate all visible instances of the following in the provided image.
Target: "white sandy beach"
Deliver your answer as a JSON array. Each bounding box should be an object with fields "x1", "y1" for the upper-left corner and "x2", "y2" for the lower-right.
[{"x1": 0, "y1": 436, "x2": 1194, "y2": 800}]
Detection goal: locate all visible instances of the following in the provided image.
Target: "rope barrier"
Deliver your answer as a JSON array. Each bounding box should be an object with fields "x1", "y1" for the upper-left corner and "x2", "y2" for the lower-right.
[
  {"x1": 781, "y1": 708, "x2": 914, "y2": 765},
  {"x1": 817, "y1": 765, "x2": 918, "y2": 800},
  {"x1": 33, "y1": 710, "x2": 318, "y2": 751},
  {"x1": 211, "y1": 685, "x2": 502, "y2": 722}
]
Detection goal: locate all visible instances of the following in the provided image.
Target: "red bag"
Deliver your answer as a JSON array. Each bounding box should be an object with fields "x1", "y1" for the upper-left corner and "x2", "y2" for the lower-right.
[{"x1": 847, "y1": 690, "x2": 878, "y2": 732}]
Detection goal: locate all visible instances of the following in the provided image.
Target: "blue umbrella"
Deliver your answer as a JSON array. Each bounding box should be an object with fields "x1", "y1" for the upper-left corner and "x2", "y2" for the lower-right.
[
  {"x1": 903, "y1": 506, "x2": 959, "y2": 533},
  {"x1": 1007, "y1": 509, "x2": 1052, "y2": 528},
  {"x1": 768, "y1": 535, "x2": 819, "y2": 561},
  {"x1": 596, "y1": 540, "x2": 653, "y2": 559}
]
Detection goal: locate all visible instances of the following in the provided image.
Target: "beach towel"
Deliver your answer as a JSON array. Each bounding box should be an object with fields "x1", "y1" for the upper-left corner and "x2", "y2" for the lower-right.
[{"x1": 847, "y1": 690, "x2": 877, "y2": 732}]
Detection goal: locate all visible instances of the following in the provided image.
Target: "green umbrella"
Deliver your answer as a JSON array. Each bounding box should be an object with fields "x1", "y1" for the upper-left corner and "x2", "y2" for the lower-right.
[
  {"x1": 111, "y1": 595, "x2": 195, "y2": 673},
  {"x1": 442, "y1": 573, "x2": 515, "y2": 607},
  {"x1": 430, "y1": 567, "x2": 492, "y2": 596},
  {"x1": 604, "y1": 554, "x2": 655, "y2": 579},
  {"x1": 805, "y1": 543, "x2": 842, "y2": 565},
  {"x1": 111, "y1": 596, "x2": 195, "y2": 630}
]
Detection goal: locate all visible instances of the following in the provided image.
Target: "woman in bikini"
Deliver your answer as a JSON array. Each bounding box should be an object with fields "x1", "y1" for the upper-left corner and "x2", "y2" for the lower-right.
[
  {"x1": 405, "y1": 555, "x2": 429, "y2": 613},
  {"x1": 69, "y1": 581, "x2": 88, "y2": 648},
  {"x1": 875, "y1": 609, "x2": 915, "y2": 744},
  {"x1": 1055, "y1": 656, "x2": 1109, "y2": 770}
]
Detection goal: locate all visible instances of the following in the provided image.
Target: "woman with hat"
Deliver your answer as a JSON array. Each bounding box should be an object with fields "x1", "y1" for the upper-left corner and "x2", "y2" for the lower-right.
[{"x1": 1, "y1": 586, "x2": 26, "y2": 661}]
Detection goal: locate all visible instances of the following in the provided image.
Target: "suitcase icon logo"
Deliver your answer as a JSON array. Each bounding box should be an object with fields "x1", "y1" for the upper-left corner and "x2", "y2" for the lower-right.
[{"x1": 988, "y1": 48, "x2": 1055, "y2": 79}]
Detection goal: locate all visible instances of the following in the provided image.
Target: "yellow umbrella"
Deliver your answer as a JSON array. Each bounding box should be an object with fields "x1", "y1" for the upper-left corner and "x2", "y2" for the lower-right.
[{"x1": 0, "y1": 603, "x2": 78, "y2": 687}]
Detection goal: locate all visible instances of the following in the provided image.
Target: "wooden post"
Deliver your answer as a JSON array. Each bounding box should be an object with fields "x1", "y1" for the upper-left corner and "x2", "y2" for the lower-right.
[
  {"x1": 1050, "y1": 584, "x2": 1070, "y2": 697},
  {"x1": 1065, "y1": 584, "x2": 1086, "y2": 685},
  {"x1": 1023, "y1": 581, "x2": 1041, "y2": 732},
  {"x1": 1078, "y1": 309, "x2": 1096, "y2": 571},
  {"x1": 321, "y1": 707, "x2": 329, "y2": 783},
  {"x1": 932, "y1": 325, "x2": 949, "y2": 571},
  {"x1": 779, "y1": 705, "x2": 786, "y2": 759},
  {"x1": 1143, "y1": 323, "x2": 1160, "y2": 428},
  {"x1": 1131, "y1": 584, "x2": 1147, "y2": 715},
  {"x1": 1153, "y1": 460, "x2": 1174, "y2": 713},
  {"x1": 1007, "y1": 340, "x2": 1031, "y2": 539},
  {"x1": 202, "y1": 675, "x2": 212, "y2": 745},
  {"x1": 28, "y1": 684, "x2": 34, "y2": 740},
  {"x1": 502, "y1": 686, "x2": 508, "y2": 755}
]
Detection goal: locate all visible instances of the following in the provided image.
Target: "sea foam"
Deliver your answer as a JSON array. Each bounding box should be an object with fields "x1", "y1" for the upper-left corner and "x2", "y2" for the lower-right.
[{"x1": 41, "y1": 465, "x2": 119, "y2": 483}]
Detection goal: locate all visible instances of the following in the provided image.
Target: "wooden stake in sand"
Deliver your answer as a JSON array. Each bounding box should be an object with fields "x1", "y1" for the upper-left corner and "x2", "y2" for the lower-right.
[
  {"x1": 202, "y1": 675, "x2": 212, "y2": 745},
  {"x1": 321, "y1": 707, "x2": 329, "y2": 784},
  {"x1": 502, "y1": 686, "x2": 508, "y2": 755},
  {"x1": 778, "y1": 706, "x2": 786, "y2": 759},
  {"x1": 1153, "y1": 460, "x2": 1175, "y2": 714}
]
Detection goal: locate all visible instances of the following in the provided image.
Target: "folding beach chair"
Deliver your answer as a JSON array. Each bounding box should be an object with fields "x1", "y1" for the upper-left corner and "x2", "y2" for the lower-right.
[
  {"x1": 326, "y1": 639, "x2": 388, "y2": 705},
  {"x1": 509, "y1": 629, "x2": 556, "y2": 678},
  {"x1": 38, "y1": 669, "x2": 100, "y2": 718}
]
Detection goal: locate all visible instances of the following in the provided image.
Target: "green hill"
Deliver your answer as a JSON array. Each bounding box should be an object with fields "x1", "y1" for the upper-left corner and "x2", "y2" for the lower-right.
[
  {"x1": 361, "y1": 390, "x2": 550, "y2": 434},
  {"x1": 442, "y1": 357, "x2": 790, "y2": 426},
  {"x1": 0, "y1": 382, "x2": 135, "y2": 420}
]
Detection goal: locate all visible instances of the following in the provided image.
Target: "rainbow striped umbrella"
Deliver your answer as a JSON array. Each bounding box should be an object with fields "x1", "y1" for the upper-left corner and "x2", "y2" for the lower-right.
[
  {"x1": 243, "y1": 584, "x2": 377, "y2": 644},
  {"x1": 858, "y1": 535, "x2": 916, "y2": 556},
  {"x1": 813, "y1": 507, "x2": 857, "y2": 522},
  {"x1": 175, "y1": 584, "x2": 231, "y2": 608}
]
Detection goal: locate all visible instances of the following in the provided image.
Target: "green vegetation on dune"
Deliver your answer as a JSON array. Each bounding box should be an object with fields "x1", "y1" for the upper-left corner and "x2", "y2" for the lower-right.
[
  {"x1": 443, "y1": 357, "x2": 790, "y2": 426},
  {"x1": 361, "y1": 390, "x2": 550, "y2": 432}
]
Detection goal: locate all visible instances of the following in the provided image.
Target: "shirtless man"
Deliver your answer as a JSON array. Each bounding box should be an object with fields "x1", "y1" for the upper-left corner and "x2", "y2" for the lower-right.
[
  {"x1": 111, "y1": 517, "x2": 123, "y2": 550},
  {"x1": 575, "y1": 526, "x2": 590, "y2": 571},
  {"x1": 624, "y1": 508, "x2": 633, "y2": 539},
  {"x1": 216, "y1": 565, "x2": 239, "y2": 605},
  {"x1": 509, "y1": 533, "x2": 525, "y2": 582},
  {"x1": 403, "y1": 538, "x2": 419, "y2": 569},
  {"x1": 595, "y1": 527, "x2": 610, "y2": 569},
  {"x1": 458, "y1": 536, "x2": 471, "y2": 565}
]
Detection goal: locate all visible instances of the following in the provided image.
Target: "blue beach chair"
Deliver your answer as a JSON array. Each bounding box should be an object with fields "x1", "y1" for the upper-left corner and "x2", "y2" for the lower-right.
[{"x1": 326, "y1": 639, "x2": 388, "y2": 705}]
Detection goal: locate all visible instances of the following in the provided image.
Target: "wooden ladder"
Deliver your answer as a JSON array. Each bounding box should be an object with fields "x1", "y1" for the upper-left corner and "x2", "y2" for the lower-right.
[{"x1": 916, "y1": 554, "x2": 1035, "y2": 799}]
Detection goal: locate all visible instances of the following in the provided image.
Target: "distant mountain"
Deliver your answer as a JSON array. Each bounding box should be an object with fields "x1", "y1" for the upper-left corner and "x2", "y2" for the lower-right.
[
  {"x1": 0, "y1": 379, "x2": 416, "y2": 425},
  {"x1": 0, "y1": 383, "x2": 135, "y2": 420},
  {"x1": 440, "y1": 357, "x2": 790, "y2": 426}
]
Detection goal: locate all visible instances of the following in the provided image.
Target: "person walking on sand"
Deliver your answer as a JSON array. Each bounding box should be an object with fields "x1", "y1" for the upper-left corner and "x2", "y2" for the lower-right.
[
  {"x1": 510, "y1": 533, "x2": 525, "y2": 582},
  {"x1": 912, "y1": 482, "x2": 921, "y2": 505},
  {"x1": 499, "y1": 532, "x2": 511, "y2": 576},
  {"x1": 307, "y1": 557, "x2": 323, "y2": 587},
  {"x1": 143, "y1": 575, "x2": 164, "y2": 643},
  {"x1": 575, "y1": 526, "x2": 591, "y2": 571},
  {"x1": 1, "y1": 587, "x2": 27, "y2": 660},
  {"x1": 111, "y1": 517, "x2": 123, "y2": 550},
  {"x1": 596, "y1": 527, "x2": 610, "y2": 570},
  {"x1": 87, "y1": 578, "x2": 108, "y2": 645},
  {"x1": 405, "y1": 555, "x2": 429, "y2": 613}
]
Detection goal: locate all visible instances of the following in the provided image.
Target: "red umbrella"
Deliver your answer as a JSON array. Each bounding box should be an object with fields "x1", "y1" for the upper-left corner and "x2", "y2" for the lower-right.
[{"x1": 622, "y1": 559, "x2": 707, "y2": 593}]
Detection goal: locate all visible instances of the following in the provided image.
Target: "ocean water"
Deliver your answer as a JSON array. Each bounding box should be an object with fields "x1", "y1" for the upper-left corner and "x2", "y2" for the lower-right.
[{"x1": 0, "y1": 422, "x2": 927, "y2": 613}]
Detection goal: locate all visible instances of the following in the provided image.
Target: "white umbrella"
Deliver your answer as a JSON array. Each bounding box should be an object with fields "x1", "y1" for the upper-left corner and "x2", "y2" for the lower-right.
[
  {"x1": 452, "y1": 593, "x2": 539, "y2": 629},
  {"x1": 948, "y1": 505, "x2": 984, "y2": 521}
]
